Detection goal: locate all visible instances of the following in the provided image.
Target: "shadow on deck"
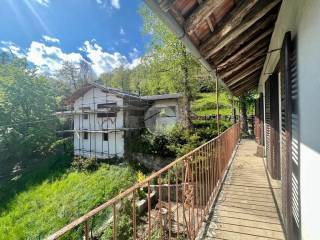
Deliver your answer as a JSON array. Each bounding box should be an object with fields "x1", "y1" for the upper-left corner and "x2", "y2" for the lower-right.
[{"x1": 197, "y1": 139, "x2": 285, "y2": 240}]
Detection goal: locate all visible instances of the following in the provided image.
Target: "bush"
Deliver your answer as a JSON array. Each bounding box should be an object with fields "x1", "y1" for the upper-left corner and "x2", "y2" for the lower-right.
[
  {"x1": 101, "y1": 199, "x2": 133, "y2": 240},
  {"x1": 71, "y1": 156, "x2": 99, "y2": 171}
]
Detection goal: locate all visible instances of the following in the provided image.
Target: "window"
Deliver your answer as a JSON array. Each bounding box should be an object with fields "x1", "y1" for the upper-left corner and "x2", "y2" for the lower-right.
[
  {"x1": 103, "y1": 133, "x2": 108, "y2": 141},
  {"x1": 83, "y1": 132, "x2": 88, "y2": 140},
  {"x1": 97, "y1": 103, "x2": 117, "y2": 109},
  {"x1": 97, "y1": 112, "x2": 117, "y2": 118},
  {"x1": 83, "y1": 114, "x2": 88, "y2": 119},
  {"x1": 79, "y1": 106, "x2": 91, "y2": 111}
]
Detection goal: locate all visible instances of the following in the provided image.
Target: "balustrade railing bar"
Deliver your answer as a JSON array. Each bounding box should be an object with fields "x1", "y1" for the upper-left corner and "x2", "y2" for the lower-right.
[{"x1": 47, "y1": 123, "x2": 240, "y2": 240}]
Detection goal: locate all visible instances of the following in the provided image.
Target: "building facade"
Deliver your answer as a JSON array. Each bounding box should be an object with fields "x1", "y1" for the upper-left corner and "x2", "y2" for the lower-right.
[{"x1": 65, "y1": 83, "x2": 183, "y2": 159}]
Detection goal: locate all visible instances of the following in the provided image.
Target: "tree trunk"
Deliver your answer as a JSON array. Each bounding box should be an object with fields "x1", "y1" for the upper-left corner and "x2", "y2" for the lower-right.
[
  {"x1": 240, "y1": 96, "x2": 248, "y2": 133},
  {"x1": 182, "y1": 51, "x2": 192, "y2": 129}
]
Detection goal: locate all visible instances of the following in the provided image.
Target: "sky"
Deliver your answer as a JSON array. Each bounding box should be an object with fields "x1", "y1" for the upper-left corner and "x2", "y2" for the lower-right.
[{"x1": 0, "y1": 0, "x2": 150, "y2": 76}]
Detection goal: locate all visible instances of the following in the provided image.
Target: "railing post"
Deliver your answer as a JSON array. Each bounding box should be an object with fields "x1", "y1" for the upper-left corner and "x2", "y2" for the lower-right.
[
  {"x1": 84, "y1": 221, "x2": 89, "y2": 240},
  {"x1": 113, "y1": 203, "x2": 116, "y2": 240},
  {"x1": 133, "y1": 190, "x2": 137, "y2": 240}
]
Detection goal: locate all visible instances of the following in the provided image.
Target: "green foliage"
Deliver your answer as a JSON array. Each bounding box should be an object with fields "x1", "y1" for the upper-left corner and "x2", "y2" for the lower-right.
[
  {"x1": 192, "y1": 92, "x2": 234, "y2": 116},
  {"x1": 0, "y1": 164, "x2": 136, "y2": 240},
  {"x1": 101, "y1": 199, "x2": 133, "y2": 240},
  {"x1": 71, "y1": 156, "x2": 99, "y2": 171},
  {"x1": 0, "y1": 61, "x2": 59, "y2": 174}
]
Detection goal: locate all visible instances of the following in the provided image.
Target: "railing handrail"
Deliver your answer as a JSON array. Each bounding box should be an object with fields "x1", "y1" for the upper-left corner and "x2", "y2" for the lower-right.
[{"x1": 47, "y1": 122, "x2": 240, "y2": 240}]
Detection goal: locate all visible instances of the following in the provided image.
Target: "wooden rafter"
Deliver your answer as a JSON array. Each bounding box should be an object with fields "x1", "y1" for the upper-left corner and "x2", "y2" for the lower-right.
[
  {"x1": 216, "y1": 27, "x2": 273, "y2": 67},
  {"x1": 234, "y1": 81, "x2": 259, "y2": 95},
  {"x1": 184, "y1": 0, "x2": 226, "y2": 35},
  {"x1": 218, "y1": 39, "x2": 269, "y2": 72},
  {"x1": 201, "y1": 0, "x2": 281, "y2": 59},
  {"x1": 229, "y1": 70, "x2": 261, "y2": 89},
  {"x1": 200, "y1": 0, "x2": 259, "y2": 52},
  {"x1": 219, "y1": 47, "x2": 267, "y2": 79},
  {"x1": 206, "y1": 17, "x2": 215, "y2": 32},
  {"x1": 226, "y1": 58, "x2": 265, "y2": 86},
  {"x1": 209, "y1": 13, "x2": 277, "y2": 65}
]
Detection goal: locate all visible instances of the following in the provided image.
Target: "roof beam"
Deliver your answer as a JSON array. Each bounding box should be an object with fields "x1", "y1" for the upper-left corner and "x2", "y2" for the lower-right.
[
  {"x1": 184, "y1": 0, "x2": 226, "y2": 35},
  {"x1": 219, "y1": 46, "x2": 268, "y2": 79},
  {"x1": 209, "y1": 13, "x2": 276, "y2": 64},
  {"x1": 226, "y1": 58, "x2": 265, "y2": 86},
  {"x1": 234, "y1": 81, "x2": 259, "y2": 95},
  {"x1": 216, "y1": 27, "x2": 273, "y2": 67},
  {"x1": 218, "y1": 40, "x2": 269, "y2": 73},
  {"x1": 229, "y1": 70, "x2": 261, "y2": 90},
  {"x1": 201, "y1": 0, "x2": 281, "y2": 59}
]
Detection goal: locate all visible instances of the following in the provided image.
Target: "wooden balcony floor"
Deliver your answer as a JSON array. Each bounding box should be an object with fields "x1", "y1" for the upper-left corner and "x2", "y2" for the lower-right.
[{"x1": 197, "y1": 139, "x2": 285, "y2": 240}]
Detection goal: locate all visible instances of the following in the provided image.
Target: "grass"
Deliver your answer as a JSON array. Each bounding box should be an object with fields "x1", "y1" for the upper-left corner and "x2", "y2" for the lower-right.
[
  {"x1": 0, "y1": 164, "x2": 136, "y2": 240},
  {"x1": 191, "y1": 92, "x2": 234, "y2": 116}
]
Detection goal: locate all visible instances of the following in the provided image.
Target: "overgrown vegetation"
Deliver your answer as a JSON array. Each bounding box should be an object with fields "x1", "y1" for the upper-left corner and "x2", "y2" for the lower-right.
[
  {"x1": 0, "y1": 164, "x2": 136, "y2": 240},
  {"x1": 192, "y1": 92, "x2": 234, "y2": 116},
  {"x1": 128, "y1": 119, "x2": 232, "y2": 160}
]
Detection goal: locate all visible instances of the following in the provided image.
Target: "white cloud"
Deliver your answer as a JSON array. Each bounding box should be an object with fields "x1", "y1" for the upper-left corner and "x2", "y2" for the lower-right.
[
  {"x1": 111, "y1": 0, "x2": 120, "y2": 9},
  {"x1": 1, "y1": 39, "x2": 141, "y2": 76},
  {"x1": 0, "y1": 41, "x2": 26, "y2": 58},
  {"x1": 34, "y1": 0, "x2": 50, "y2": 7},
  {"x1": 96, "y1": 0, "x2": 120, "y2": 10},
  {"x1": 42, "y1": 35, "x2": 60, "y2": 43},
  {"x1": 80, "y1": 40, "x2": 128, "y2": 75},
  {"x1": 129, "y1": 48, "x2": 139, "y2": 60},
  {"x1": 126, "y1": 57, "x2": 141, "y2": 70},
  {"x1": 26, "y1": 41, "x2": 83, "y2": 74},
  {"x1": 120, "y1": 27, "x2": 125, "y2": 35}
]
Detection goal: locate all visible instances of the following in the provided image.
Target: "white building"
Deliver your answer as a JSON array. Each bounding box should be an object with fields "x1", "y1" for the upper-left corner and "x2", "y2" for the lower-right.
[{"x1": 64, "y1": 83, "x2": 183, "y2": 159}]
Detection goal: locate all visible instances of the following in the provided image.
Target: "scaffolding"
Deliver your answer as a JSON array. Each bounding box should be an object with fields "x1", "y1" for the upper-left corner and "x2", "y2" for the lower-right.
[{"x1": 58, "y1": 83, "x2": 150, "y2": 160}]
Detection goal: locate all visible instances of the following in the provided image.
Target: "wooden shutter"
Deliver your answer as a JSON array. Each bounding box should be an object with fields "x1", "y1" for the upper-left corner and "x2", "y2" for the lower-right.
[
  {"x1": 280, "y1": 32, "x2": 301, "y2": 240},
  {"x1": 255, "y1": 99, "x2": 261, "y2": 144},
  {"x1": 265, "y1": 78, "x2": 272, "y2": 173},
  {"x1": 265, "y1": 73, "x2": 281, "y2": 180},
  {"x1": 259, "y1": 93, "x2": 264, "y2": 146},
  {"x1": 270, "y1": 73, "x2": 280, "y2": 180}
]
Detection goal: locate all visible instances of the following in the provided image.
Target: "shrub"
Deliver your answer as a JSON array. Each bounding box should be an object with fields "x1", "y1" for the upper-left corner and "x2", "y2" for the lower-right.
[
  {"x1": 71, "y1": 156, "x2": 99, "y2": 171},
  {"x1": 101, "y1": 199, "x2": 133, "y2": 240}
]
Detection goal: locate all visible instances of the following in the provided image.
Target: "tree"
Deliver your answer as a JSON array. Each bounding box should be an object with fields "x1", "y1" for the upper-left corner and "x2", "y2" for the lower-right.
[
  {"x1": 140, "y1": 5, "x2": 203, "y2": 128},
  {"x1": 56, "y1": 60, "x2": 95, "y2": 90},
  {"x1": 239, "y1": 91, "x2": 257, "y2": 134},
  {"x1": 0, "y1": 58, "x2": 58, "y2": 172},
  {"x1": 79, "y1": 59, "x2": 96, "y2": 84}
]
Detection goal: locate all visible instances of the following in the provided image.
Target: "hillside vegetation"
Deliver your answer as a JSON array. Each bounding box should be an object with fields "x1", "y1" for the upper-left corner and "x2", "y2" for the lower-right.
[
  {"x1": 192, "y1": 92, "x2": 234, "y2": 117},
  {"x1": 0, "y1": 164, "x2": 136, "y2": 240}
]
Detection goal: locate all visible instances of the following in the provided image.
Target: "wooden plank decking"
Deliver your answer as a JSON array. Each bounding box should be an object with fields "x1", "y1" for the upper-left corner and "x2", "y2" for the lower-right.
[{"x1": 197, "y1": 139, "x2": 285, "y2": 240}]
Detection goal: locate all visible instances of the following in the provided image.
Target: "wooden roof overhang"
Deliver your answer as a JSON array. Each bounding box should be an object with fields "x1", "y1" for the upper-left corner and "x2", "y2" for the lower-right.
[{"x1": 145, "y1": 0, "x2": 282, "y2": 96}]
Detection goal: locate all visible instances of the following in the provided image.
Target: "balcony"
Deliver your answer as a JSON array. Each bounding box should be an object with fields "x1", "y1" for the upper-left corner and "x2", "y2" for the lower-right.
[{"x1": 47, "y1": 123, "x2": 285, "y2": 239}]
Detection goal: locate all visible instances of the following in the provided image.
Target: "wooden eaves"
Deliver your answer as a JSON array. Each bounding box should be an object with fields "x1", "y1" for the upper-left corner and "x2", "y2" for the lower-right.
[{"x1": 145, "y1": 0, "x2": 282, "y2": 96}]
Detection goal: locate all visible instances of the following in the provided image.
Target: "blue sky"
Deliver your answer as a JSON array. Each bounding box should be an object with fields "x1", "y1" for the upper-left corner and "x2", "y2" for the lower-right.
[{"x1": 0, "y1": 0, "x2": 150, "y2": 76}]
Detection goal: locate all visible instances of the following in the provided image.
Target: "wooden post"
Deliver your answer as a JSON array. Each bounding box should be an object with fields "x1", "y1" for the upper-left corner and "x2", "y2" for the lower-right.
[
  {"x1": 216, "y1": 77, "x2": 220, "y2": 135},
  {"x1": 215, "y1": 77, "x2": 221, "y2": 181},
  {"x1": 232, "y1": 96, "x2": 236, "y2": 124}
]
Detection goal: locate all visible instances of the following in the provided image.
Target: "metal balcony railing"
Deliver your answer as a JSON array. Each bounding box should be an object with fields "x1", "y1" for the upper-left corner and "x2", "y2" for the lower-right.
[{"x1": 47, "y1": 123, "x2": 240, "y2": 240}]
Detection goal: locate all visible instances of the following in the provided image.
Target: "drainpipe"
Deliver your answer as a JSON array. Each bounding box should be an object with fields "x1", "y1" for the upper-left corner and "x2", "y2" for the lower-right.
[{"x1": 143, "y1": 0, "x2": 230, "y2": 92}]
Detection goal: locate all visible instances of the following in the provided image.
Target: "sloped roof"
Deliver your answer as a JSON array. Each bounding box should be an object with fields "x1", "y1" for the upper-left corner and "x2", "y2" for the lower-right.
[
  {"x1": 65, "y1": 82, "x2": 183, "y2": 105},
  {"x1": 141, "y1": 93, "x2": 183, "y2": 101},
  {"x1": 145, "y1": 0, "x2": 282, "y2": 96},
  {"x1": 64, "y1": 82, "x2": 143, "y2": 105}
]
